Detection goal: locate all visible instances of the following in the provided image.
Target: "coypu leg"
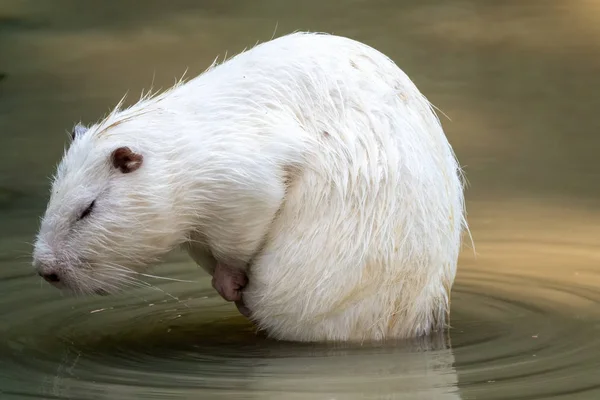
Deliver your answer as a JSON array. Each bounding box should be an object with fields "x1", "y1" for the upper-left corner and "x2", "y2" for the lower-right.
[{"x1": 212, "y1": 262, "x2": 251, "y2": 317}]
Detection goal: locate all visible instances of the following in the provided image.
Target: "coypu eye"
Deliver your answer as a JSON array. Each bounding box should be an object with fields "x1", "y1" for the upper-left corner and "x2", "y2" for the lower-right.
[{"x1": 78, "y1": 200, "x2": 95, "y2": 221}]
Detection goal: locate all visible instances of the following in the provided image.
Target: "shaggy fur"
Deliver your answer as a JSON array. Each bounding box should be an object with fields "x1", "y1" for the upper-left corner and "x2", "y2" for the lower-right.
[{"x1": 32, "y1": 32, "x2": 469, "y2": 342}]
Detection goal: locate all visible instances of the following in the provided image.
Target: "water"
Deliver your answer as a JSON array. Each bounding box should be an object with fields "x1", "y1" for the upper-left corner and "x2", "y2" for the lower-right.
[{"x1": 1, "y1": 1, "x2": 599, "y2": 399}]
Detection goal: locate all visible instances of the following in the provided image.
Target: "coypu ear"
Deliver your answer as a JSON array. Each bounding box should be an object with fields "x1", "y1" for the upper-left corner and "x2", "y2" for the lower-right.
[
  {"x1": 111, "y1": 147, "x2": 143, "y2": 173},
  {"x1": 71, "y1": 123, "x2": 88, "y2": 141}
]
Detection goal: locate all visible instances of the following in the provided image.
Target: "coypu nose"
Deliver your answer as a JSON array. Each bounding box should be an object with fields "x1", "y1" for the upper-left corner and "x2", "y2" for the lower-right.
[
  {"x1": 39, "y1": 271, "x2": 60, "y2": 283},
  {"x1": 33, "y1": 257, "x2": 62, "y2": 284}
]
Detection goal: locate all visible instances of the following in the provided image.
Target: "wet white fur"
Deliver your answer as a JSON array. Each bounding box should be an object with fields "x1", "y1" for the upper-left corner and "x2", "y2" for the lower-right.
[{"x1": 33, "y1": 32, "x2": 468, "y2": 342}]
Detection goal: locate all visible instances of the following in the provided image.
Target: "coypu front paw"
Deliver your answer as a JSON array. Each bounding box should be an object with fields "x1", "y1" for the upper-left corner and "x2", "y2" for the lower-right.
[{"x1": 211, "y1": 262, "x2": 248, "y2": 303}]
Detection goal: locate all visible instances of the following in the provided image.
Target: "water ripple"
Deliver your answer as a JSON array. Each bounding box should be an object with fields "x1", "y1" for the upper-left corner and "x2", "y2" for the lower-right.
[{"x1": 1, "y1": 234, "x2": 599, "y2": 400}]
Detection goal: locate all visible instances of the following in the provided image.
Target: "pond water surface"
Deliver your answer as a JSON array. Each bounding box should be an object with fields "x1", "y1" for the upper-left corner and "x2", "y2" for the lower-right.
[{"x1": 1, "y1": 1, "x2": 599, "y2": 399}]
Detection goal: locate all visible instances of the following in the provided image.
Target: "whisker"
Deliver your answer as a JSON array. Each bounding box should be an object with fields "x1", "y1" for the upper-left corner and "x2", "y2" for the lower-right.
[
  {"x1": 92, "y1": 272, "x2": 154, "y2": 305},
  {"x1": 98, "y1": 263, "x2": 191, "y2": 309},
  {"x1": 137, "y1": 272, "x2": 197, "y2": 283}
]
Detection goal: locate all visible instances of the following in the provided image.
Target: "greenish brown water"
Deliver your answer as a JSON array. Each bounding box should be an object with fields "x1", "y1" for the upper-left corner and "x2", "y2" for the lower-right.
[{"x1": 1, "y1": 1, "x2": 600, "y2": 399}]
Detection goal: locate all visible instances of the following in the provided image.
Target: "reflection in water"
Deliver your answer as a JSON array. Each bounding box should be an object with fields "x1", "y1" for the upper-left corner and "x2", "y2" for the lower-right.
[
  {"x1": 40, "y1": 331, "x2": 460, "y2": 400},
  {"x1": 1, "y1": 0, "x2": 600, "y2": 399}
]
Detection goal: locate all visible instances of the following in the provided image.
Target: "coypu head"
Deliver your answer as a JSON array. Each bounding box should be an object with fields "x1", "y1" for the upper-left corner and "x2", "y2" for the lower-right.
[{"x1": 32, "y1": 111, "x2": 189, "y2": 295}]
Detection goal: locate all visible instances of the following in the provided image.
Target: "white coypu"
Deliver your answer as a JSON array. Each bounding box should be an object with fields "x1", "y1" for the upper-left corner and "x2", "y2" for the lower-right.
[{"x1": 32, "y1": 32, "x2": 469, "y2": 342}]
